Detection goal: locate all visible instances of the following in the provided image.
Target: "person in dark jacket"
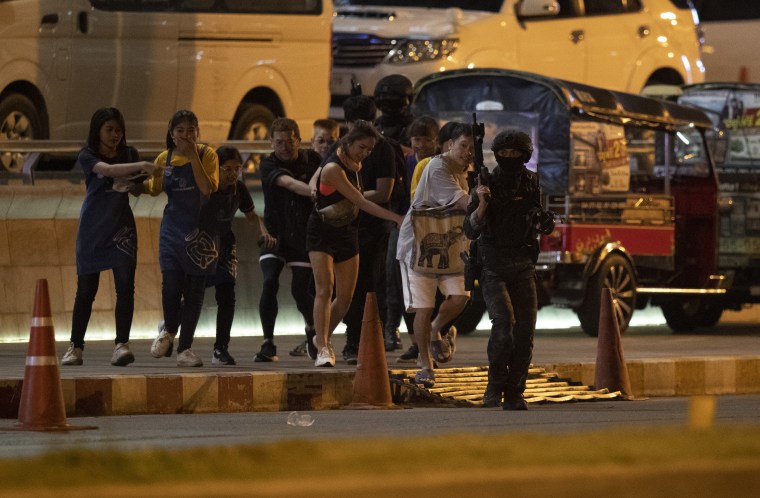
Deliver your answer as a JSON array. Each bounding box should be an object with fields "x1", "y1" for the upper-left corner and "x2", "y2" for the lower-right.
[{"x1": 464, "y1": 130, "x2": 554, "y2": 410}]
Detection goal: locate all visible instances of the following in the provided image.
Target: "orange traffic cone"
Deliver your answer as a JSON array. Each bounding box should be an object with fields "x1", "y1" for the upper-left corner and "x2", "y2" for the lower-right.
[
  {"x1": 346, "y1": 292, "x2": 398, "y2": 409},
  {"x1": 14, "y1": 279, "x2": 96, "y2": 431},
  {"x1": 594, "y1": 287, "x2": 634, "y2": 400}
]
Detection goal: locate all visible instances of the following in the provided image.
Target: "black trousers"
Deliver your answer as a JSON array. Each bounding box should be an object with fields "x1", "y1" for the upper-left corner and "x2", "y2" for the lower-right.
[
  {"x1": 70, "y1": 264, "x2": 136, "y2": 349},
  {"x1": 259, "y1": 257, "x2": 314, "y2": 342},
  {"x1": 481, "y1": 258, "x2": 537, "y2": 394},
  {"x1": 213, "y1": 281, "x2": 235, "y2": 350},
  {"x1": 162, "y1": 270, "x2": 207, "y2": 353},
  {"x1": 343, "y1": 225, "x2": 389, "y2": 349}
]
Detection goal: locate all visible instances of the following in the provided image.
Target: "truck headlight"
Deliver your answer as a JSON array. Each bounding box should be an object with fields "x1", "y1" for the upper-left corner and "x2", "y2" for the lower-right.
[{"x1": 387, "y1": 38, "x2": 459, "y2": 64}]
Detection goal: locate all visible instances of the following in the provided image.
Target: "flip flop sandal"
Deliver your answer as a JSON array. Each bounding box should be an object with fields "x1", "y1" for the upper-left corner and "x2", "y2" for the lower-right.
[
  {"x1": 430, "y1": 339, "x2": 452, "y2": 363},
  {"x1": 444, "y1": 326, "x2": 457, "y2": 358},
  {"x1": 414, "y1": 368, "x2": 435, "y2": 388}
]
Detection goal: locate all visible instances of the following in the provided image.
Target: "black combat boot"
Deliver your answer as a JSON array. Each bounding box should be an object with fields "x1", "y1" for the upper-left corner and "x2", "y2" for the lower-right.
[
  {"x1": 503, "y1": 390, "x2": 528, "y2": 411},
  {"x1": 482, "y1": 383, "x2": 506, "y2": 408}
]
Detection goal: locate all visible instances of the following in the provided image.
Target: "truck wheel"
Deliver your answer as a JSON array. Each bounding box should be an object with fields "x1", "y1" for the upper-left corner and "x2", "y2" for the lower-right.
[
  {"x1": 577, "y1": 253, "x2": 636, "y2": 337},
  {"x1": 0, "y1": 93, "x2": 42, "y2": 173},
  {"x1": 662, "y1": 298, "x2": 722, "y2": 332}
]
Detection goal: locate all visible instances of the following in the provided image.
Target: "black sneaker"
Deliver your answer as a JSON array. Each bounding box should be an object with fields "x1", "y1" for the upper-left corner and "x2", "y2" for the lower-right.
[
  {"x1": 397, "y1": 344, "x2": 419, "y2": 363},
  {"x1": 482, "y1": 383, "x2": 505, "y2": 408},
  {"x1": 212, "y1": 346, "x2": 236, "y2": 366},
  {"x1": 254, "y1": 339, "x2": 279, "y2": 362},
  {"x1": 342, "y1": 344, "x2": 359, "y2": 365},
  {"x1": 289, "y1": 341, "x2": 308, "y2": 357},
  {"x1": 384, "y1": 328, "x2": 402, "y2": 352},
  {"x1": 305, "y1": 327, "x2": 318, "y2": 360}
]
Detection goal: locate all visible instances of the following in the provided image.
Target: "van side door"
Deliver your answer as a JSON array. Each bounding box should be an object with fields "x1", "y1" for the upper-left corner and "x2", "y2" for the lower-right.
[
  {"x1": 580, "y1": 0, "x2": 654, "y2": 92},
  {"x1": 63, "y1": 0, "x2": 179, "y2": 140}
]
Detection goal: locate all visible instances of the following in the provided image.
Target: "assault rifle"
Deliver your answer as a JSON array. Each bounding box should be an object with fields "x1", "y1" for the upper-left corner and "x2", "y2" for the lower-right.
[{"x1": 462, "y1": 113, "x2": 490, "y2": 292}]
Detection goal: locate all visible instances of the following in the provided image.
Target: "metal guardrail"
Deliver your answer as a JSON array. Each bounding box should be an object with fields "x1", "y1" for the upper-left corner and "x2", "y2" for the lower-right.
[{"x1": 0, "y1": 139, "x2": 280, "y2": 185}]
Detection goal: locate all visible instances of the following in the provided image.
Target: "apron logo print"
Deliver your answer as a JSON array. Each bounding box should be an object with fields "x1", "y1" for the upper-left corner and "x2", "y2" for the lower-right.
[
  {"x1": 113, "y1": 227, "x2": 137, "y2": 259},
  {"x1": 185, "y1": 229, "x2": 218, "y2": 269}
]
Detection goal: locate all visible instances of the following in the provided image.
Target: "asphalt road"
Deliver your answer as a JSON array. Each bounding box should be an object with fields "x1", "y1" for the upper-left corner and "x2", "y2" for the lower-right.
[{"x1": 1, "y1": 394, "x2": 759, "y2": 459}]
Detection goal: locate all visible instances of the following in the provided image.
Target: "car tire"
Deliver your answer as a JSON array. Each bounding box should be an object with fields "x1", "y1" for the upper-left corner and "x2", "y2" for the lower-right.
[
  {"x1": 0, "y1": 93, "x2": 43, "y2": 173},
  {"x1": 577, "y1": 253, "x2": 636, "y2": 337}
]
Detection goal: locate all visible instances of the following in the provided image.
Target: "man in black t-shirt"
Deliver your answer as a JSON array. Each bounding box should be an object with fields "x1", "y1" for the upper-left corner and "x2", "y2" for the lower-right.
[{"x1": 257, "y1": 118, "x2": 321, "y2": 362}]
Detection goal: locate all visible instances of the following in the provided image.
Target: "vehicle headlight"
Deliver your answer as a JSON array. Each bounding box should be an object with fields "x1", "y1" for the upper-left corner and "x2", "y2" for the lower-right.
[{"x1": 387, "y1": 38, "x2": 459, "y2": 64}]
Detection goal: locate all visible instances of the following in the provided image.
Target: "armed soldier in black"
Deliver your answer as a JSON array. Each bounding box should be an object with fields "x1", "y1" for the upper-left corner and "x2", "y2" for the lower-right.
[{"x1": 464, "y1": 130, "x2": 554, "y2": 410}]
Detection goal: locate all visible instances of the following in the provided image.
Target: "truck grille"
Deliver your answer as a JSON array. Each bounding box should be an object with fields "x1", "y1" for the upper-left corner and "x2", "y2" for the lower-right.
[{"x1": 332, "y1": 33, "x2": 395, "y2": 67}]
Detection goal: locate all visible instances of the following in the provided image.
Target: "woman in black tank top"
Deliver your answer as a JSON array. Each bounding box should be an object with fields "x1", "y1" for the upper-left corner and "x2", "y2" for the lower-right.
[{"x1": 306, "y1": 121, "x2": 404, "y2": 367}]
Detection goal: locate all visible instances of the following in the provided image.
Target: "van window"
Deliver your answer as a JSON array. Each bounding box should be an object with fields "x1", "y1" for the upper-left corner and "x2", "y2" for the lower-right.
[
  {"x1": 91, "y1": 0, "x2": 324, "y2": 14},
  {"x1": 335, "y1": 0, "x2": 503, "y2": 12}
]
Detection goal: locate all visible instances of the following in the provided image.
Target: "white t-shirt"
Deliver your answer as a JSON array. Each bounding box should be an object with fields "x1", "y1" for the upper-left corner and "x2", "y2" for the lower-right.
[{"x1": 396, "y1": 153, "x2": 468, "y2": 265}]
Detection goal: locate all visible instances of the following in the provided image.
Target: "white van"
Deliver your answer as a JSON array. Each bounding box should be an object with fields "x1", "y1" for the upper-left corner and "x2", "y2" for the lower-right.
[
  {"x1": 331, "y1": 0, "x2": 705, "y2": 114},
  {"x1": 0, "y1": 0, "x2": 333, "y2": 172}
]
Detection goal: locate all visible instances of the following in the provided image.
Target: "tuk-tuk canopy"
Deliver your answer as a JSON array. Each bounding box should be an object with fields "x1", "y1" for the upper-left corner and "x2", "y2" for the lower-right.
[
  {"x1": 413, "y1": 68, "x2": 712, "y2": 130},
  {"x1": 412, "y1": 68, "x2": 712, "y2": 194},
  {"x1": 679, "y1": 82, "x2": 760, "y2": 172}
]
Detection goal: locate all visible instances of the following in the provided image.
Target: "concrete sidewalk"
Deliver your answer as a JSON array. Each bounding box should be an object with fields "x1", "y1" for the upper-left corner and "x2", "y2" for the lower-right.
[{"x1": 2, "y1": 326, "x2": 760, "y2": 418}]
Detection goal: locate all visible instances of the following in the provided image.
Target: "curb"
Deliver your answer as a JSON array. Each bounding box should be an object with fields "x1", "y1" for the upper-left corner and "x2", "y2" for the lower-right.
[
  {"x1": 2, "y1": 356, "x2": 760, "y2": 418},
  {"x1": 548, "y1": 356, "x2": 760, "y2": 397}
]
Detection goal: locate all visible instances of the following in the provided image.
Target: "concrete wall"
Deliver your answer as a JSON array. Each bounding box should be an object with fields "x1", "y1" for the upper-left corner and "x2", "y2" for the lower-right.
[{"x1": 0, "y1": 184, "x2": 304, "y2": 342}]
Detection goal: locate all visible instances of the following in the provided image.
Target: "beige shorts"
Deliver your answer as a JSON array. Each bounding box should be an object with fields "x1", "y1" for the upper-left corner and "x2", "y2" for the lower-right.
[{"x1": 399, "y1": 261, "x2": 469, "y2": 311}]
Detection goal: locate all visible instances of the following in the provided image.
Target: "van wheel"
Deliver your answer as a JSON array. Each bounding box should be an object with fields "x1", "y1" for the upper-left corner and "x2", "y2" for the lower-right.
[
  {"x1": 229, "y1": 103, "x2": 275, "y2": 174},
  {"x1": 0, "y1": 93, "x2": 42, "y2": 173},
  {"x1": 230, "y1": 103, "x2": 275, "y2": 141},
  {"x1": 661, "y1": 298, "x2": 723, "y2": 333},
  {"x1": 577, "y1": 254, "x2": 636, "y2": 337}
]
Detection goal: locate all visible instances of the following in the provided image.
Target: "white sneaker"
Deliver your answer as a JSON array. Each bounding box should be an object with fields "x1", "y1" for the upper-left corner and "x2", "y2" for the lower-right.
[
  {"x1": 177, "y1": 348, "x2": 203, "y2": 367},
  {"x1": 61, "y1": 343, "x2": 83, "y2": 366},
  {"x1": 151, "y1": 327, "x2": 176, "y2": 358},
  {"x1": 111, "y1": 342, "x2": 135, "y2": 366},
  {"x1": 315, "y1": 346, "x2": 335, "y2": 367}
]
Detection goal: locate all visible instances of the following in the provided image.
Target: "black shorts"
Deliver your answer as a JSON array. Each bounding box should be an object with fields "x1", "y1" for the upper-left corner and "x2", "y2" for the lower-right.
[
  {"x1": 259, "y1": 241, "x2": 309, "y2": 266},
  {"x1": 306, "y1": 212, "x2": 359, "y2": 263}
]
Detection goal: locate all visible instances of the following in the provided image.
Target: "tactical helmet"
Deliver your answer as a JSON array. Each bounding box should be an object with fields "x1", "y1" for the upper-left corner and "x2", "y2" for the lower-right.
[
  {"x1": 374, "y1": 74, "x2": 413, "y2": 115},
  {"x1": 491, "y1": 130, "x2": 534, "y2": 163}
]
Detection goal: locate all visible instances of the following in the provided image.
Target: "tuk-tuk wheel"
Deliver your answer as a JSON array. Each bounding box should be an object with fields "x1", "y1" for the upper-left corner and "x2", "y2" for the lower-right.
[{"x1": 577, "y1": 253, "x2": 636, "y2": 337}]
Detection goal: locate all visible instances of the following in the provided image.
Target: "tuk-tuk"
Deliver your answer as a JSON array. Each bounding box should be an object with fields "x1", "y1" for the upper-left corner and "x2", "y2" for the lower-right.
[
  {"x1": 413, "y1": 68, "x2": 724, "y2": 336},
  {"x1": 677, "y1": 83, "x2": 760, "y2": 327}
]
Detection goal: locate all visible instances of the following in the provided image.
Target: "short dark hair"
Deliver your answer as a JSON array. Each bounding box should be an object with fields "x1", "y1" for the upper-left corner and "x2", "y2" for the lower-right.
[
  {"x1": 407, "y1": 116, "x2": 439, "y2": 140},
  {"x1": 87, "y1": 107, "x2": 127, "y2": 152},
  {"x1": 216, "y1": 145, "x2": 243, "y2": 165},
  {"x1": 313, "y1": 118, "x2": 339, "y2": 134},
  {"x1": 342, "y1": 95, "x2": 377, "y2": 123},
  {"x1": 270, "y1": 117, "x2": 301, "y2": 139},
  {"x1": 165, "y1": 109, "x2": 199, "y2": 150},
  {"x1": 448, "y1": 123, "x2": 473, "y2": 143}
]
